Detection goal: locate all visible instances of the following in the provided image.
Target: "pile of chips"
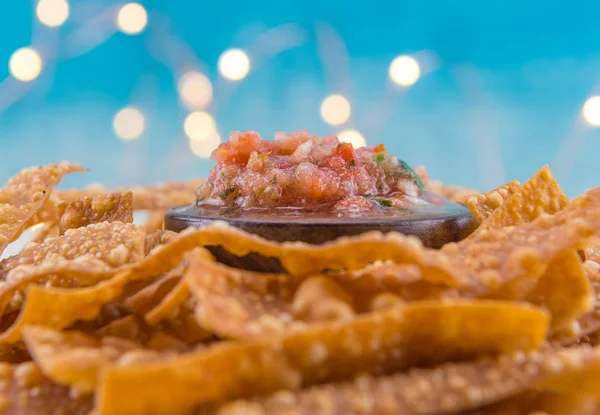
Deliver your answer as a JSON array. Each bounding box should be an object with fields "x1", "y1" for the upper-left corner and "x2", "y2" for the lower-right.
[{"x1": 0, "y1": 162, "x2": 600, "y2": 414}]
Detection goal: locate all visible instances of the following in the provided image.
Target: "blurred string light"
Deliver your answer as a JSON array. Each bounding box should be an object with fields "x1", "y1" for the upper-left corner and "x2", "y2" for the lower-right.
[
  {"x1": 189, "y1": 132, "x2": 221, "y2": 158},
  {"x1": 113, "y1": 107, "x2": 145, "y2": 140},
  {"x1": 389, "y1": 55, "x2": 420, "y2": 87},
  {"x1": 338, "y1": 129, "x2": 366, "y2": 148},
  {"x1": 36, "y1": 0, "x2": 69, "y2": 28},
  {"x1": 218, "y1": 49, "x2": 250, "y2": 81},
  {"x1": 184, "y1": 111, "x2": 216, "y2": 141},
  {"x1": 9, "y1": 48, "x2": 42, "y2": 82},
  {"x1": 178, "y1": 71, "x2": 213, "y2": 109},
  {"x1": 320, "y1": 94, "x2": 351, "y2": 126},
  {"x1": 117, "y1": 3, "x2": 147, "y2": 35},
  {"x1": 583, "y1": 96, "x2": 600, "y2": 127}
]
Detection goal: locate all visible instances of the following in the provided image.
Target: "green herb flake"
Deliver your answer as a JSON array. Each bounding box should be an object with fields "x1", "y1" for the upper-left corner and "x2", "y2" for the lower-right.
[
  {"x1": 398, "y1": 160, "x2": 425, "y2": 189},
  {"x1": 374, "y1": 154, "x2": 386, "y2": 163},
  {"x1": 220, "y1": 186, "x2": 236, "y2": 200},
  {"x1": 270, "y1": 176, "x2": 277, "y2": 185},
  {"x1": 349, "y1": 159, "x2": 356, "y2": 167},
  {"x1": 372, "y1": 198, "x2": 393, "y2": 208}
]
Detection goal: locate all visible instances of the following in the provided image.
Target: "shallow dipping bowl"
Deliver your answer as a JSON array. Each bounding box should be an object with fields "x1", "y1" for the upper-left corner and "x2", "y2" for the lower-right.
[{"x1": 164, "y1": 195, "x2": 477, "y2": 273}]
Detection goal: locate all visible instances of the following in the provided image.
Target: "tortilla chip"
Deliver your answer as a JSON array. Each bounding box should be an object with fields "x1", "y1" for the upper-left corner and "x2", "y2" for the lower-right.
[
  {"x1": 464, "y1": 179, "x2": 521, "y2": 223},
  {"x1": 57, "y1": 192, "x2": 133, "y2": 235},
  {"x1": 0, "y1": 162, "x2": 85, "y2": 255},
  {"x1": 216, "y1": 346, "x2": 600, "y2": 415},
  {"x1": 54, "y1": 180, "x2": 203, "y2": 210},
  {"x1": 476, "y1": 166, "x2": 569, "y2": 232},
  {"x1": 22, "y1": 326, "x2": 151, "y2": 393},
  {"x1": 95, "y1": 300, "x2": 548, "y2": 415},
  {"x1": 0, "y1": 361, "x2": 93, "y2": 415}
]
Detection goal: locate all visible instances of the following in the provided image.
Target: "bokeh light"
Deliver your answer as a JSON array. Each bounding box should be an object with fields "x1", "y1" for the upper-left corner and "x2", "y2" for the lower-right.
[
  {"x1": 320, "y1": 94, "x2": 351, "y2": 126},
  {"x1": 338, "y1": 129, "x2": 366, "y2": 148},
  {"x1": 178, "y1": 72, "x2": 213, "y2": 109},
  {"x1": 389, "y1": 55, "x2": 420, "y2": 87},
  {"x1": 117, "y1": 3, "x2": 148, "y2": 35},
  {"x1": 583, "y1": 96, "x2": 600, "y2": 127},
  {"x1": 189, "y1": 132, "x2": 221, "y2": 158},
  {"x1": 218, "y1": 49, "x2": 250, "y2": 81},
  {"x1": 113, "y1": 107, "x2": 145, "y2": 140},
  {"x1": 184, "y1": 111, "x2": 217, "y2": 141},
  {"x1": 9, "y1": 48, "x2": 42, "y2": 82},
  {"x1": 36, "y1": 0, "x2": 69, "y2": 28}
]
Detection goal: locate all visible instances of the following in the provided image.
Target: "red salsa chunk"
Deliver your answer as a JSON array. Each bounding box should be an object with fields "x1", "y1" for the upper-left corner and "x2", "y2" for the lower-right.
[{"x1": 196, "y1": 131, "x2": 428, "y2": 213}]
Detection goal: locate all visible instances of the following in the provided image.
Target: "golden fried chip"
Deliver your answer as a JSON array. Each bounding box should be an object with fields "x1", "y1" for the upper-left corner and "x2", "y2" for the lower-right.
[
  {"x1": 476, "y1": 166, "x2": 568, "y2": 232},
  {"x1": 144, "y1": 277, "x2": 190, "y2": 325},
  {"x1": 0, "y1": 222, "x2": 145, "y2": 276},
  {"x1": 22, "y1": 326, "x2": 150, "y2": 393},
  {"x1": 0, "y1": 257, "x2": 112, "y2": 317},
  {"x1": 95, "y1": 300, "x2": 548, "y2": 415},
  {"x1": 29, "y1": 222, "x2": 59, "y2": 244},
  {"x1": 57, "y1": 192, "x2": 133, "y2": 235},
  {"x1": 144, "y1": 210, "x2": 165, "y2": 234},
  {"x1": 464, "y1": 391, "x2": 599, "y2": 415},
  {"x1": 447, "y1": 186, "x2": 600, "y2": 297},
  {"x1": 126, "y1": 270, "x2": 183, "y2": 316},
  {"x1": 427, "y1": 180, "x2": 479, "y2": 204},
  {"x1": 54, "y1": 179, "x2": 203, "y2": 210},
  {"x1": 0, "y1": 361, "x2": 93, "y2": 415},
  {"x1": 464, "y1": 179, "x2": 521, "y2": 223},
  {"x1": 216, "y1": 346, "x2": 600, "y2": 415},
  {"x1": 0, "y1": 271, "x2": 132, "y2": 344},
  {"x1": 0, "y1": 162, "x2": 85, "y2": 255},
  {"x1": 527, "y1": 250, "x2": 592, "y2": 334},
  {"x1": 186, "y1": 249, "x2": 299, "y2": 338}
]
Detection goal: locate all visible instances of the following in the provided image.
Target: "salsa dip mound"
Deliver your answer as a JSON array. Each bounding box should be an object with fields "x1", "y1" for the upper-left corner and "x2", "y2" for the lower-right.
[{"x1": 196, "y1": 130, "x2": 428, "y2": 214}]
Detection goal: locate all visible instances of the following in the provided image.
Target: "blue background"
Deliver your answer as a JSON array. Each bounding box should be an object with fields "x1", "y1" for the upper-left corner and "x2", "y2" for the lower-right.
[{"x1": 1, "y1": 0, "x2": 600, "y2": 196}]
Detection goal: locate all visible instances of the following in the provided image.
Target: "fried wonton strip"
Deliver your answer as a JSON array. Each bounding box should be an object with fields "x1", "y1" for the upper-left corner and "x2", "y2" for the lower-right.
[
  {"x1": 0, "y1": 162, "x2": 85, "y2": 255},
  {"x1": 464, "y1": 179, "x2": 521, "y2": 223},
  {"x1": 0, "y1": 257, "x2": 112, "y2": 316},
  {"x1": 57, "y1": 191, "x2": 133, "y2": 235},
  {"x1": 0, "y1": 362, "x2": 94, "y2": 415},
  {"x1": 527, "y1": 250, "x2": 593, "y2": 334},
  {"x1": 29, "y1": 222, "x2": 59, "y2": 244},
  {"x1": 144, "y1": 210, "x2": 165, "y2": 234},
  {"x1": 0, "y1": 222, "x2": 146, "y2": 276},
  {"x1": 426, "y1": 181, "x2": 479, "y2": 204},
  {"x1": 144, "y1": 277, "x2": 190, "y2": 325},
  {"x1": 462, "y1": 391, "x2": 599, "y2": 415},
  {"x1": 476, "y1": 166, "x2": 569, "y2": 233},
  {"x1": 54, "y1": 179, "x2": 203, "y2": 210},
  {"x1": 447, "y1": 186, "x2": 600, "y2": 296},
  {"x1": 22, "y1": 326, "x2": 159, "y2": 393},
  {"x1": 0, "y1": 271, "x2": 132, "y2": 344},
  {"x1": 186, "y1": 249, "x2": 299, "y2": 338},
  {"x1": 159, "y1": 225, "x2": 463, "y2": 286},
  {"x1": 126, "y1": 271, "x2": 182, "y2": 316},
  {"x1": 95, "y1": 301, "x2": 548, "y2": 415},
  {"x1": 216, "y1": 346, "x2": 600, "y2": 415}
]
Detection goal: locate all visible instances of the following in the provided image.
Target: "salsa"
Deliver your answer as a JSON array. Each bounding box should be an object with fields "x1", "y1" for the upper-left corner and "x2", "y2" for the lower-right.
[{"x1": 196, "y1": 131, "x2": 430, "y2": 213}]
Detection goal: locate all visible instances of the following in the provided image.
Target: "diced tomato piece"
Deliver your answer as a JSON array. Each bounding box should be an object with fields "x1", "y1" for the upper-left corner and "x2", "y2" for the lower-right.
[
  {"x1": 211, "y1": 131, "x2": 271, "y2": 164},
  {"x1": 336, "y1": 143, "x2": 358, "y2": 163},
  {"x1": 373, "y1": 144, "x2": 387, "y2": 153}
]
